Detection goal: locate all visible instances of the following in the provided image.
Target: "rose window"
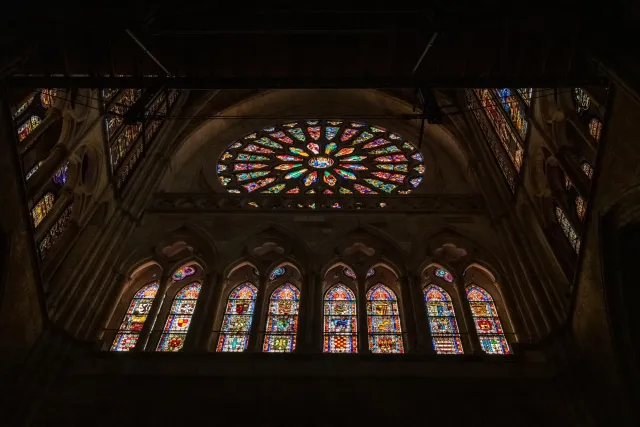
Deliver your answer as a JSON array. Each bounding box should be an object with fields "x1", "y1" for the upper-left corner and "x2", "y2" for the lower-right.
[{"x1": 217, "y1": 121, "x2": 425, "y2": 195}]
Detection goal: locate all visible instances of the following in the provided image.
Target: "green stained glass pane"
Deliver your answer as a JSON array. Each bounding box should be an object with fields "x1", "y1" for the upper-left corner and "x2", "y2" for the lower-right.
[{"x1": 364, "y1": 178, "x2": 397, "y2": 193}]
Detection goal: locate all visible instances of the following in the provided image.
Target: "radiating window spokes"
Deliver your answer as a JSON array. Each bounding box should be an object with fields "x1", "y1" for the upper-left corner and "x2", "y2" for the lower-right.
[
  {"x1": 366, "y1": 284, "x2": 404, "y2": 353},
  {"x1": 424, "y1": 285, "x2": 463, "y2": 354},
  {"x1": 111, "y1": 282, "x2": 159, "y2": 351},
  {"x1": 217, "y1": 283, "x2": 258, "y2": 352},
  {"x1": 157, "y1": 282, "x2": 201, "y2": 352},
  {"x1": 263, "y1": 283, "x2": 300, "y2": 353},
  {"x1": 324, "y1": 284, "x2": 357, "y2": 353},
  {"x1": 466, "y1": 285, "x2": 511, "y2": 355}
]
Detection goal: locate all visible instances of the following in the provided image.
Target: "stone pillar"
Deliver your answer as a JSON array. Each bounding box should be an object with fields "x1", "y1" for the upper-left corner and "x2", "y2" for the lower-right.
[
  {"x1": 399, "y1": 274, "x2": 421, "y2": 353},
  {"x1": 409, "y1": 275, "x2": 434, "y2": 354},
  {"x1": 356, "y1": 276, "x2": 369, "y2": 354},
  {"x1": 138, "y1": 270, "x2": 171, "y2": 351},
  {"x1": 249, "y1": 272, "x2": 268, "y2": 352},
  {"x1": 0, "y1": 92, "x2": 46, "y2": 370},
  {"x1": 196, "y1": 273, "x2": 224, "y2": 352},
  {"x1": 452, "y1": 281, "x2": 481, "y2": 355},
  {"x1": 184, "y1": 272, "x2": 216, "y2": 351},
  {"x1": 297, "y1": 268, "x2": 316, "y2": 353}
]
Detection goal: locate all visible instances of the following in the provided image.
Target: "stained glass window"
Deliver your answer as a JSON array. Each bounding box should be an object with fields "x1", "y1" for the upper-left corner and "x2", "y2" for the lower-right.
[
  {"x1": 40, "y1": 88, "x2": 57, "y2": 109},
  {"x1": 156, "y1": 282, "x2": 201, "y2": 352},
  {"x1": 269, "y1": 267, "x2": 286, "y2": 281},
  {"x1": 217, "y1": 121, "x2": 425, "y2": 195},
  {"x1": 466, "y1": 285, "x2": 511, "y2": 355},
  {"x1": 102, "y1": 88, "x2": 118, "y2": 104},
  {"x1": 581, "y1": 162, "x2": 594, "y2": 179},
  {"x1": 576, "y1": 196, "x2": 586, "y2": 220},
  {"x1": 494, "y1": 88, "x2": 528, "y2": 140},
  {"x1": 474, "y1": 89, "x2": 524, "y2": 171},
  {"x1": 110, "y1": 123, "x2": 142, "y2": 169},
  {"x1": 26, "y1": 161, "x2": 44, "y2": 181},
  {"x1": 32, "y1": 192, "x2": 55, "y2": 228},
  {"x1": 324, "y1": 284, "x2": 357, "y2": 353},
  {"x1": 105, "y1": 89, "x2": 142, "y2": 139},
  {"x1": 564, "y1": 174, "x2": 572, "y2": 190},
  {"x1": 53, "y1": 161, "x2": 69, "y2": 186},
  {"x1": 588, "y1": 118, "x2": 603, "y2": 142},
  {"x1": 366, "y1": 268, "x2": 375, "y2": 278},
  {"x1": 115, "y1": 142, "x2": 144, "y2": 189},
  {"x1": 435, "y1": 268, "x2": 453, "y2": 283},
  {"x1": 263, "y1": 283, "x2": 300, "y2": 352},
  {"x1": 343, "y1": 267, "x2": 356, "y2": 280},
  {"x1": 217, "y1": 283, "x2": 258, "y2": 352},
  {"x1": 366, "y1": 284, "x2": 404, "y2": 353},
  {"x1": 13, "y1": 94, "x2": 35, "y2": 119},
  {"x1": 18, "y1": 115, "x2": 42, "y2": 141},
  {"x1": 517, "y1": 88, "x2": 533, "y2": 106},
  {"x1": 573, "y1": 88, "x2": 591, "y2": 115},
  {"x1": 111, "y1": 282, "x2": 159, "y2": 351},
  {"x1": 465, "y1": 91, "x2": 516, "y2": 192},
  {"x1": 556, "y1": 206, "x2": 580, "y2": 252},
  {"x1": 172, "y1": 265, "x2": 196, "y2": 281},
  {"x1": 424, "y1": 285, "x2": 463, "y2": 354},
  {"x1": 38, "y1": 204, "x2": 73, "y2": 259}
]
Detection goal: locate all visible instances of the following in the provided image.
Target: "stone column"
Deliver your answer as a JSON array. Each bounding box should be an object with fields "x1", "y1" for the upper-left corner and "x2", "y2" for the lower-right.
[
  {"x1": 138, "y1": 270, "x2": 171, "y2": 351},
  {"x1": 356, "y1": 276, "x2": 369, "y2": 354},
  {"x1": 297, "y1": 268, "x2": 316, "y2": 352},
  {"x1": 249, "y1": 272, "x2": 268, "y2": 352},
  {"x1": 183, "y1": 272, "x2": 216, "y2": 351},
  {"x1": 409, "y1": 275, "x2": 434, "y2": 354},
  {"x1": 452, "y1": 281, "x2": 481, "y2": 355},
  {"x1": 195, "y1": 273, "x2": 224, "y2": 352}
]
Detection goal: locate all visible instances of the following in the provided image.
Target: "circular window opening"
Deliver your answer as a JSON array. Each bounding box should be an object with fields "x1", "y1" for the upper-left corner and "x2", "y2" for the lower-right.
[{"x1": 216, "y1": 121, "x2": 425, "y2": 195}]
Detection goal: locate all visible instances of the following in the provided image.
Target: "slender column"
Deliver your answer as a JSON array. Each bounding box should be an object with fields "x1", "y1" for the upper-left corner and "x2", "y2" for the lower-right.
[
  {"x1": 398, "y1": 274, "x2": 419, "y2": 353},
  {"x1": 356, "y1": 276, "x2": 369, "y2": 354},
  {"x1": 452, "y1": 281, "x2": 481, "y2": 355},
  {"x1": 197, "y1": 273, "x2": 224, "y2": 351},
  {"x1": 297, "y1": 268, "x2": 316, "y2": 352},
  {"x1": 138, "y1": 271, "x2": 171, "y2": 351},
  {"x1": 410, "y1": 275, "x2": 434, "y2": 354},
  {"x1": 183, "y1": 272, "x2": 215, "y2": 351},
  {"x1": 249, "y1": 272, "x2": 268, "y2": 352}
]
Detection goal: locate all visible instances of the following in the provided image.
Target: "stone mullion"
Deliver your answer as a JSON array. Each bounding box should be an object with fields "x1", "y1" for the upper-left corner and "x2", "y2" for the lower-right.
[
  {"x1": 137, "y1": 271, "x2": 172, "y2": 352},
  {"x1": 26, "y1": 144, "x2": 69, "y2": 201},
  {"x1": 183, "y1": 273, "x2": 216, "y2": 351},
  {"x1": 356, "y1": 276, "x2": 369, "y2": 354},
  {"x1": 249, "y1": 272, "x2": 268, "y2": 352},
  {"x1": 92, "y1": 273, "x2": 127, "y2": 348},
  {"x1": 297, "y1": 268, "x2": 316, "y2": 353},
  {"x1": 18, "y1": 110, "x2": 62, "y2": 154},
  {"x1": 408, "y1": 275, "x2": 433, "y2": 354},
  {"x1": 452, "y1": 280, "x2": 481, "y2": 355},
  {"x1": 196, "y1": 273, "x2": 224, "y2": 351},
  {"x1": 397, "y1": 274, "x2": 419, "y2": 353}
]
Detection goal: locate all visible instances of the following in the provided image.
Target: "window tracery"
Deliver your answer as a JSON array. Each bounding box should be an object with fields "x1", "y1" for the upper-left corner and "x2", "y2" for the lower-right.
[
  {"x1": 588, "y1": 118, "x2": 603, "y2": 142},
  {"x1": 38, "y1": 203, "x2": 73, "y2": 259},
  {"x1": 324, "y1": 284, "x2": 357, "y2": 353},
  {"x1": 555, "y1": 205, "x2": 580, "y2": 252},
  {"x1": 366, "y1": 284, "x2": 404, "y2": 353},
  {"x1": 157, "y1": 282, "x2": 201, "y2": 352},
  {"x1": 217, "y1": 121, "x2": 425, "y2": 195},
  {"x1": 217, "y1": 283, "x2": 258, "y2": 352},
  {"x1": 466, "y1": 284, "x2": 511, "y2": 355},
  {"x1": 573, "y1": 88, "x2": 591, "y2": 115},
  {"x1": 424, "y1": 285, "x2": 463, "y2": 354},
  {"x1": 32, "y1": 192, "x2": 55, "y2": 227},
  {"x1": 263, "y1": 283, "x2": 300, "y2": 352},
  {"x1": 111, "y1": 282, "x2": 159, "y2": 351}
]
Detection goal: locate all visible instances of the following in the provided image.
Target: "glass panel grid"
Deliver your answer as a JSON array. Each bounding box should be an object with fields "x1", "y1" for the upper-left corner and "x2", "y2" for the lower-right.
[
  {"x1": 156, "y1": 283, "x2": 201, "y2": 352},
  {"x1": 111, "y1": 282, "x2": 159, "y2": 351},
  {"x1": 424, "y1": 285, "x2": 463, "y2": 354},
  {"x1": 217, "y1": 283, "x2": 258, "y2": 352},
  {"x1": 323, "y1": 284, "x2": 357, "y2": 353},
  {"x1": 366, "y1": 284, "x2": 404, "y2": 354},
  {"x1": 466, "y1": 285, "x2": 511, "y2": 355},
  {"x1": 263, "y1": 284, "x2": 300, "y2": 353}
]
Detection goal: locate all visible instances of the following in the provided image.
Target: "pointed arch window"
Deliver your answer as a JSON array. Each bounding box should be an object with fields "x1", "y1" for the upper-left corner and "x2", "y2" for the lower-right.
[
  {"x1": 466, "y1": 285, "x2": 511, "y2": 355},
  {"x1": 588, "y1": 118, "x2": 603, "y2": 142},
  {"x1": 263, "y1": 283, "x2": 300, "y2": 352},
  {"x1": 424, "y1": 285, "x2": 463, "y2": 354},
  {"x1": 156, "y1": 282, "x2": 201, "y2": 352},
  {"x1": 32, "y1": 192, "x2": 55, "y2": 228},
  {"x1": 217, "y1": 283, "x2": 258, "y2": 352},
  {"x1": 324, "y1": 284, "x2": 357, "y2": 353},
  {"x1": 366, "y1": 284, "x2": 404, "y2": 353},
  {"x1": 111, "y1": 282, "x2": 159, "y2": 351},
  {"x1": 555, "y1": 205, "x2": 580, "y2": 252}
]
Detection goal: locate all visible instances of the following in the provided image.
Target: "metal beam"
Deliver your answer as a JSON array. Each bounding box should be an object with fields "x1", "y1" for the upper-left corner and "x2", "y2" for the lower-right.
[{"x1": 5, "y1": 75, "x2": 607, "y2": 89}]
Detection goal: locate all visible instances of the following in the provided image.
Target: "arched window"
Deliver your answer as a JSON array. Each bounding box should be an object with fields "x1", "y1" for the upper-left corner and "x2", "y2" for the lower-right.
[
  {"x1": 156, "y1": 282, "x2": 201, "y2": 352},
  {"x1": 555, "y1": 205, "x2": 580, "y2": 252},
  {"x1": 573, "y1": 88, "x2": 591, "y2": 115},
  {"x1": 581, "y1": 162, "x2": 594, "y2": 179},
  {"x1": 31, "y1": 192, "x2": 55, "y2": 228},
  {"x1": 366, "y1": 284, "x2": 404, "y2": 353},
  {"x1": 217, "y1": 283, "x2": 258, "y2": 352},
  {"x1": 263, "y1": 283, "x2": 300, "y2": 352},
  {"x1": 38, "y1": 203, "x2": 73, "y2": 259},
  {"x1": 216, "y1": 121, "x2": 425, "y2": 195},
  {"x1": 111, "y1": 282, "x2": 159, "y2": 351},
  {"x1": 588, "y1": 118, "x2": 603, "y2": 142},
  {"x1": 466, "y1": 284, "x2": 511, "y2": 355},
  {"x1": 18, "y1": 115, "x2": 42, "y2": 141},
  {"x1": 324, "y1": 284, "x2": 357, "y2": 353},
  {"x1": 424, "y1": 285, "x2": 463, "y2": 354}
]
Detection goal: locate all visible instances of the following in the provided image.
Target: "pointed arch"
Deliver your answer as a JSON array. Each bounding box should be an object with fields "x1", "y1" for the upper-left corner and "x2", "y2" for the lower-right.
[
  {"x1": 366, "y1": 283, "x2": 404, "y2": 353},
  {"x1": 466, "y1": 284, "x2": 511, "y2": 355},
  {"x1": 111, "y1": 281, "x2": 159, "y2": 351},
  {"x1": 217, "y1": 283, "x2": 258, "y2": 352},
  {"x1": 263, "y1": 283, "x2": 300, "y2": 352},
  {"x1": 156, "y1": 282, "x2": 201, "y2": 352},
  {"x1": 323, "y1": 283, "x2": 357, "y2": 353},
  {"x1": 424, "y1": 284, "x2": 463, "y2": 354}
]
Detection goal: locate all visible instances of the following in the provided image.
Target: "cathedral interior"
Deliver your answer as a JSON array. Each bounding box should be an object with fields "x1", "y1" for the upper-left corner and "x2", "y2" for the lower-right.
[{"x1": 1, "y1": 4, "x2": 639, "y2": 426}]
